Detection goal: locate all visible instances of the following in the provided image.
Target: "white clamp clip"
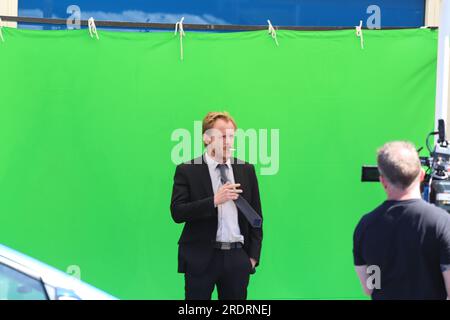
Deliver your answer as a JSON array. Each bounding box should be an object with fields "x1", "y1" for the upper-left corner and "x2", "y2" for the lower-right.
[
  {"x1": 355, "y1": 20, "x2": 364, "y2": 49},
  {"x1": 88, "y1": 17, "x2": 99, "y2": 40},
  {"x1": 268, "y1": 20, "x2": 279, "y2": 46},
  {"x1": 174, "y1": 17, "x2": 185, "y2": 60},
  {"x1": 0, "y1": 18, "x2": 4, "y2": 43}
]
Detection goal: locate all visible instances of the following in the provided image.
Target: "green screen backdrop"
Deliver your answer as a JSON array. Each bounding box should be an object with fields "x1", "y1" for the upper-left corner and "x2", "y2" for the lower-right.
[{"x1": 0, "y1": 27, "x2": 438, "y2": 299}]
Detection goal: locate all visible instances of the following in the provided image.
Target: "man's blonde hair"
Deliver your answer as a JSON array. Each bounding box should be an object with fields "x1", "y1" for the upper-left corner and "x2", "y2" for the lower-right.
[
  {"x1": 202, "y1": 111, "x2": 237, "y2": 134},
  {"x1": 202, "y1": 111, "x2": 237, "y2": 147},
  {"x1": 377, "y1": 141, "x2": 421, "y2": 190}
]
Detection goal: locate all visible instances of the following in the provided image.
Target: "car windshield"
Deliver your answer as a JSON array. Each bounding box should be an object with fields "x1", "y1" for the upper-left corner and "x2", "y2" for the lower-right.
[{"x1": 0, "y1": 263, "x2": 48, "y2": 300}]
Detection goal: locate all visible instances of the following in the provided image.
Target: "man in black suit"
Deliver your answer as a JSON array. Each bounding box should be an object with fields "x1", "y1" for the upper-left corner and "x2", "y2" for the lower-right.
[{"x1": 170, "y1": 111, "x2": 263, "y2": 300}]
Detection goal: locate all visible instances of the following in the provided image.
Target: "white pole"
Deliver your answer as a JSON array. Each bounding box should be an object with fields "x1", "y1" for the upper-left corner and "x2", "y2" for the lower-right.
[{"x1": 435, "y1": 0, "x2": 450, "y2": 129}]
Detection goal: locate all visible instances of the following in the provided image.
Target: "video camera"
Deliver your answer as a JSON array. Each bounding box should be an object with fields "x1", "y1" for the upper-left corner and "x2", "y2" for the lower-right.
[{"x1": 361, "y1": 119, "x2": 450, "y2": 213}]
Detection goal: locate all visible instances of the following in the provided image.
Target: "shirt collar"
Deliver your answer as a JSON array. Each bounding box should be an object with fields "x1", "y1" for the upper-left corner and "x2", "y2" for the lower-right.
[{"x1": 204, "y1": 151, "x2": 232, "y2": 170}]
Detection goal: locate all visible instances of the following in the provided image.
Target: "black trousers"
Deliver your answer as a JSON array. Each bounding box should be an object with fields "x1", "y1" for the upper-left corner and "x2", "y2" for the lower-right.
[{"x1": 185, "y1": 248, "x2": 252, "y2": 300}]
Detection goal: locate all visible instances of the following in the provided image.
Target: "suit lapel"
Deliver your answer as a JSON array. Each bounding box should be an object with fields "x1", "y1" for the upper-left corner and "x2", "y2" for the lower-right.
[{"x1": 199, "y1": 154, "x2": 215, "y2": 197}]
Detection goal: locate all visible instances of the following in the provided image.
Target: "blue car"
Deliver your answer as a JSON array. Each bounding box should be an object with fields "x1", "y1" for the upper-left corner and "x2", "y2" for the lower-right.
[{"x1": 0, "y1": 244, "x2": 117, "y2": 300}]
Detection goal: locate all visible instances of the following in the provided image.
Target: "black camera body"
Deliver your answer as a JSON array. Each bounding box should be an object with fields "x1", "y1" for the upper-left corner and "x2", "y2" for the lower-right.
[
  {"x1": 362, "y1": 119, "x2": 450, "y2": 213},
  {"x1": 429, "y1": 180, "x2": 450, "y2": 212}
]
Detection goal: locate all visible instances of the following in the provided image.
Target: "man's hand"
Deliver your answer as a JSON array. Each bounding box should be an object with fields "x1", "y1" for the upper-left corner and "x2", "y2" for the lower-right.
[
  {"x1": 250, "y1": 258, "x2": 257, "y2": 269},
  {"x1": 214, "y1": 183, "x2": 242, "y2": 206}
]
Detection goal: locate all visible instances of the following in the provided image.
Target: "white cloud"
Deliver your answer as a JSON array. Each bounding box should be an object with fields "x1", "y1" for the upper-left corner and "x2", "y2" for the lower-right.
[
  {"x1": 78, "y1": 10, "x2": 229, "y2": 25},
  {"x1": 18, "y1": 8, "x2": 44, "y2": 18},
  {"x1": 18, "y1": 8, "x2": 231, "y2": 25},
  {"x1": 17, "y1": 9, "x2": 44, "y2": 30},
  {"x1": 17, "y1": 8, "x2": 229, "y2": 31}
]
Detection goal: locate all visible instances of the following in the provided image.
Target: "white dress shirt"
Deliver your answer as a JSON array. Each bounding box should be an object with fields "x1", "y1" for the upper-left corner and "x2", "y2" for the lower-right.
[{"x1": 204, "y1": 152, "x2": 244, "y2": 244}]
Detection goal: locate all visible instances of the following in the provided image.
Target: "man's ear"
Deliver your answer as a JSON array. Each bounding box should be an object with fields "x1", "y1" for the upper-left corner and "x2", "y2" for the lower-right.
[
  {"x1": 419, "y1": 168, "x2": 426, "y2": 182},
  {"x1": 379, "y1": 174, "x2": 388, "y2": 190},
  {"x1": 203, "y1": 133, "x2": 211, "y2": 146}
]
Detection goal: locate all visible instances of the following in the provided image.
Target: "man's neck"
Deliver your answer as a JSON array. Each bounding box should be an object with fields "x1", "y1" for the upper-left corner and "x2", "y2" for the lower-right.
[
  {"x1": 386, "y1": 188, "x2": 422, "y2": 201},
  {"x1": 207, "y1": 149, "x2": 227, "y2": 164}
]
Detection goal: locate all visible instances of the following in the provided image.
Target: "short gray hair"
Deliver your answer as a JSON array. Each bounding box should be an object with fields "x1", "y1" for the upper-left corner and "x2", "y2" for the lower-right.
[{"x1": 377, "y1": 141, "x2": 421, "y2": 189}]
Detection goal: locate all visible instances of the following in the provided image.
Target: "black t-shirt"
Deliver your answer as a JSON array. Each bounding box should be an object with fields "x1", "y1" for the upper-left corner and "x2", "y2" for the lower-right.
[{"x1": 353, "y1": 198, "x2": 450, "y2": 300}]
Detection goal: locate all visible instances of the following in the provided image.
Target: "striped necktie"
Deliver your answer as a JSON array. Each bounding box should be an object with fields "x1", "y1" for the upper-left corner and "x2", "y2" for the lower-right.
[{"x1": 217, "y1": 164, "x2": 262, "y2": 228}]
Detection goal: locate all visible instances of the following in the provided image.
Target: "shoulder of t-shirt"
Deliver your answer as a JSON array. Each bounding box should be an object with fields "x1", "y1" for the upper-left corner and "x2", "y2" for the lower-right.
[
  {"x1": 427, "y1": 203, "x2": 450, "y2": 224},
  {"x1": 354, "y1": 202, "x2": 388, "y2": 235},
  {"x1": 404, "y1": 200, "x2": 450, "y2": 234},
  {"x1": 408, "y1": 200, "x2": 449, "y2": 220}
]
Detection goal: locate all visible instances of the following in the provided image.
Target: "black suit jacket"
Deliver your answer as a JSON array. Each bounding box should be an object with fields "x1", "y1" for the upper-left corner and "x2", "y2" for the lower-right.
[{"x1": 170, "y1": 155, "x2": 263, "y2": 275}]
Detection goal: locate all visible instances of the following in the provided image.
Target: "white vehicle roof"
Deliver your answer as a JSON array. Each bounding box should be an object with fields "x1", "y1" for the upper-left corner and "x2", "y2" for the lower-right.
[{"x1": 0, "y1": 243, "x2": 117, "y2": 300}]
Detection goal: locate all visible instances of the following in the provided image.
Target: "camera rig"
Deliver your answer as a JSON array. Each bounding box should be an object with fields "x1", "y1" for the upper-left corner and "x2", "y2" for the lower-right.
[{"x1": 361, "y1": 119, "x2": 450, "y2": 213}]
